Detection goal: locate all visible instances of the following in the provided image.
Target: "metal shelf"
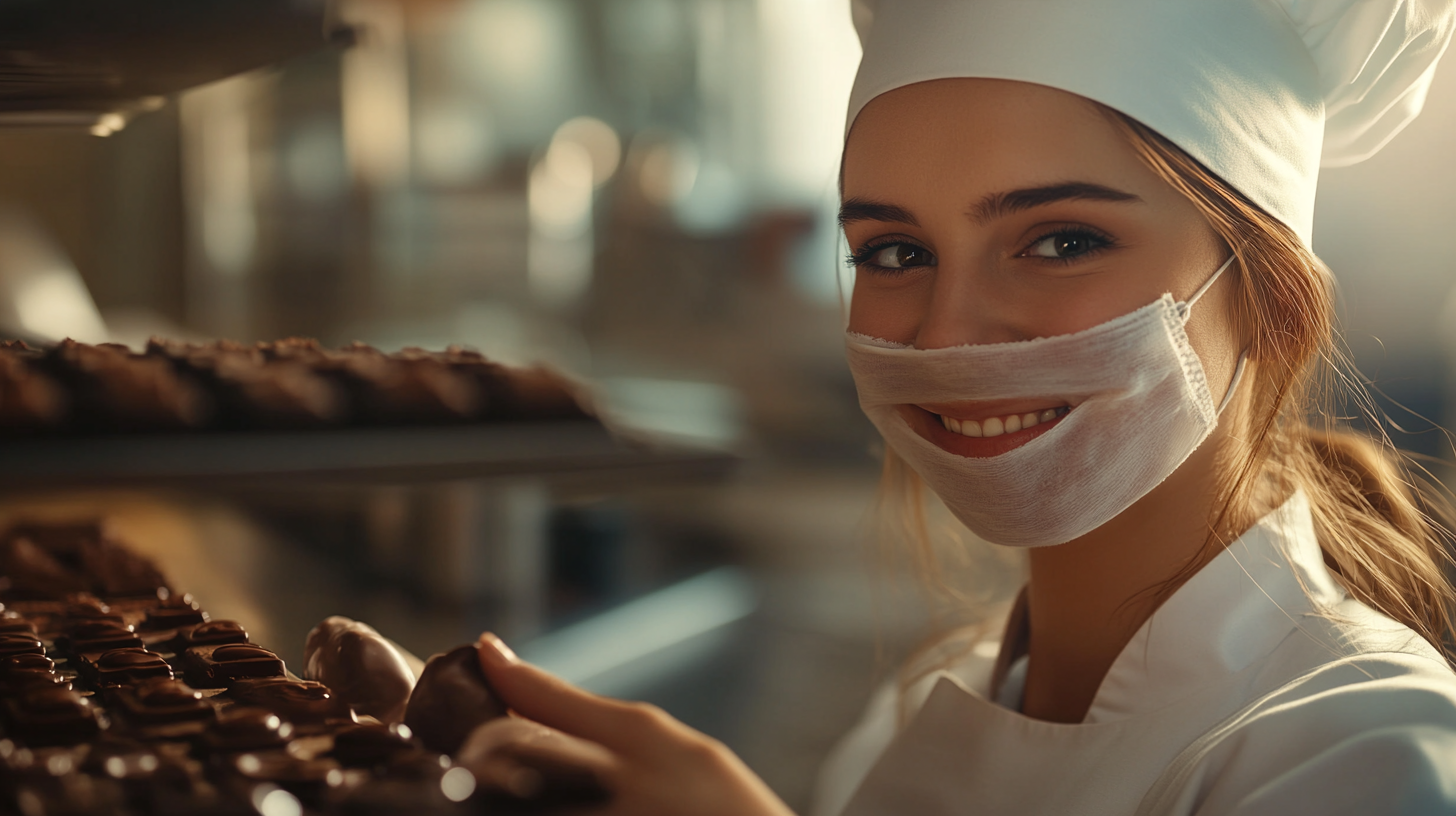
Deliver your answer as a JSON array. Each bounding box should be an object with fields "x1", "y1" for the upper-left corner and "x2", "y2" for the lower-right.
[
  {"x1": 0, "y1": 0, "x2": 346, "y2": 128},
  {"x1": 0, "y1": 421, "x2": 738, "y2": 489}
]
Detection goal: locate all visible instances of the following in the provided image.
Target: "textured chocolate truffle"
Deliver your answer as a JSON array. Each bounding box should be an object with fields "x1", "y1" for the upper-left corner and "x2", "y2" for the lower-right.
[
  {"x1": 403, "y1": 645, "x2": 507, "y2": 755},
  {"x1": 303, "y1": 616, "x2": 415, "y2": 724}
]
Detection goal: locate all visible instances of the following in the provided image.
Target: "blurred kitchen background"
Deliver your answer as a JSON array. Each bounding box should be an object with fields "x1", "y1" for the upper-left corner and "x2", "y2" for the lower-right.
[{"x1": 1, "y1": 0, "x2": 1455, "y2": 811}]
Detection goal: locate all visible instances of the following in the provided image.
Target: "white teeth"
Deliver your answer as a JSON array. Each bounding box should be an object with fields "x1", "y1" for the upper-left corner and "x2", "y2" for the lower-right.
[{"x1": 940, "y1": 407, "x2": 1066, "y2": 439}]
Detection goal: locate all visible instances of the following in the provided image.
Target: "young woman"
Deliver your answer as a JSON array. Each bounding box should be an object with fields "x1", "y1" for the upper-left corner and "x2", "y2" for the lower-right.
[{"x1": 466, "y1": 0, "x2": 1456, "y2": 813}]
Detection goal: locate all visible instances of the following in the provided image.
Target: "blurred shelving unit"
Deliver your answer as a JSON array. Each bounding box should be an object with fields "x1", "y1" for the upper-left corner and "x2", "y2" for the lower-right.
[{"x1": 0, "y1": 0, "x2": 744, "y2": 645}]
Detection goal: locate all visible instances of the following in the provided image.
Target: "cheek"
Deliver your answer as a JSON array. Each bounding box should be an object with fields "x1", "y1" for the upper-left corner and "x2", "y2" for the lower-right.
[
  {"x1": 1182, "y1": 292, "x2": 1243, "y2": 398},
  {"x1": 846, "y1": 277, "x2": 932, "y2": 342}
]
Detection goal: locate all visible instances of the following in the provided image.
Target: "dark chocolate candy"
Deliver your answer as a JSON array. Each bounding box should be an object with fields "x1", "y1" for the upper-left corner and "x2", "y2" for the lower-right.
[
  {"x1": 180, "y1": 644, "x2": 284, "y2": 688},
  {"x1": 61, "y1": 596, "x2": 125, "y2": 627},
  {"x1": 79, "y1": 538, "x2": 170, "y2": 598},
  {"x1": 201, "y1": 707, "x2": 294, "y2": 753},
  {"x1": 403, "y1": 645, "x2": 507, "y2": 755},
  {"x1": 85, "y1": 648, "x2": 174, "y2": 687},
  {"x1": 107, "y1": 678, "x2": 214, "y2": 726},
  {"x1": 2, "y1": 653, "x2": 54, "y2": 674},
  {"x1": 0, "y1": 611, "x2": 36, "y2": 635},
  {"x1": 0, "y1": 535, "x2": 87, "y2": 598},
  {"x1": 0, "y1": 632, "x2": 45, "y2": 658},
  {"x1": 61, "y1": 620, "x2": 143, "y2": 655},
  {"x1": 137, "y1": 594, "x2": 206, "y2": 631},
  {"x1": 80, "y1": 737, "x2": 164, "y2": 780},
  {"x1": 329, "y1": 723, "x2": 418, "y2": 768},
  {"x1": 4, "y1": 686, "x2": 103, "y2": 746},
  {"x1": 0, "y1": 653, "x2": 66, "y2": 695},
  {"x1": 227, "y1": 753, "x2": 347, "y2": 808},
  {"x1": 172, "y1": 619, "x2": 248, "y2": 652},
  {"x1": 0, "y1": 668, "x2": 68, "y2": 696},
  {"x1": 226, "y1": 679, "x2": 355, "y2": 728},
  {"x1": 302, "y1": 616, "x2": 415, "y2": 724}
]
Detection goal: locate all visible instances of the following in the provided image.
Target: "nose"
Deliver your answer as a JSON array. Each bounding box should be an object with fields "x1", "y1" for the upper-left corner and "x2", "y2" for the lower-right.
[{"x1": 913, "y1": 264, "x2": 1024, "y2": 350}]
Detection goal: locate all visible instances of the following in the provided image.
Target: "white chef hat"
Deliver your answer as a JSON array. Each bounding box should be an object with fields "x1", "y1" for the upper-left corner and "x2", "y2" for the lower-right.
[{"x1": 847, "y1": 0, "x2": 1455, "y2": 245}]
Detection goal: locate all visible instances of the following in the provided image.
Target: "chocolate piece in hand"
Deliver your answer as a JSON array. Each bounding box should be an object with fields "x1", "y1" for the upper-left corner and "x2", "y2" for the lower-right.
[
  {"x1": 403, "y1": 645, "x2": 507, "y2": 755},
  {"x1": 303, "y1": 616, "x2": 415, "y2": 724},
  {"x1": 180, "y1": 644, "x2": 285, "y2": 688}
]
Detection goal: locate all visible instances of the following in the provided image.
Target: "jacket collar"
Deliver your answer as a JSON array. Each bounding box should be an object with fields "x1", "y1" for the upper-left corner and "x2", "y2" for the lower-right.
[{"x1": 994, "y1": 491, "x2": 1345, "y2": 722}]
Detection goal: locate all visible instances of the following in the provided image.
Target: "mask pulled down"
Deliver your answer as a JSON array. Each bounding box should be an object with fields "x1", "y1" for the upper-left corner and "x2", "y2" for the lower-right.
[{"x1": 844, "y1": 256, "x2": 1243, "y2": 548}]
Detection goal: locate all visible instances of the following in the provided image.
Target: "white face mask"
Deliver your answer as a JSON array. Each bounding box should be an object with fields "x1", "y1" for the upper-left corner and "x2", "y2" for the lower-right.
[{"x1": 844, "y1": 256, "x2": 1245, "y2": 548}]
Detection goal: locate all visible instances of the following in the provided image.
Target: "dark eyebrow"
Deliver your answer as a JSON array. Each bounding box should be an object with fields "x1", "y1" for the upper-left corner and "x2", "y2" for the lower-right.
[
  {"x1": 839, "y1": 183, "x2": 1141, "y2": 231},
  {"x1": 968, "y1": 182, "x2": 1142, "y2": 225},
  {"x1": 838, "y1": 198, "x2": 920, "y2": 229}
]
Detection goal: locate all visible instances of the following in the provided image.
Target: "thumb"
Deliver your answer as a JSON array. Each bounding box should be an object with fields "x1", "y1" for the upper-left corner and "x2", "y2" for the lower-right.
[{"x1": 476, "y1": 633, "x2": 648, "y2": 750}]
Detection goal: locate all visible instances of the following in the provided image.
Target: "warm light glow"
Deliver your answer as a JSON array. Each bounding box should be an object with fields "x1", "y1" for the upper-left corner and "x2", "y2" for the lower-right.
[
  {"x1": 529, "y1": 140, "x2": 594, "y2": 239},
  {"x1": 341, "y1": 0, "x2": 411, "y2": 188},
  {"x1": 552, "y1": 116, "x2": 622, "y2": 186}
]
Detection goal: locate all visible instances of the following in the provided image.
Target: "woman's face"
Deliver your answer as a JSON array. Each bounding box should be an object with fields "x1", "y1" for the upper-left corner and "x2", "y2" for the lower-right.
[{"x1": 843, "y1": 78, "x2": 1240, "y2": 457}]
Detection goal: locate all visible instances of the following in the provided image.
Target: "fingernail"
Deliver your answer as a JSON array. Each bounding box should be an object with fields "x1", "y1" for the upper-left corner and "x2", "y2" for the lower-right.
[{"x1": 478, "y1": 632, "x2": 519, "y2": 664}]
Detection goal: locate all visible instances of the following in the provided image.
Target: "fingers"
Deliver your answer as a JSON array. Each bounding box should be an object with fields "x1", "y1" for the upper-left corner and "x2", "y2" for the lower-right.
[
  {"x1": 477, "y1": 633, "x2": 666, "y2": 752},
  {"x1": 457, "y1": 718, "x2": 615, "y2": 809}
]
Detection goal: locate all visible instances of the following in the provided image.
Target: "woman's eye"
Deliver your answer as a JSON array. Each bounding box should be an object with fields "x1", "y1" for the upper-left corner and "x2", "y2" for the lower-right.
[
  {"x1": 859, "y1": 242, "x2": 935, "y2": 270},
  {"x1": 1022, "y1": 230, "x2": 1110, "y2": 260}
]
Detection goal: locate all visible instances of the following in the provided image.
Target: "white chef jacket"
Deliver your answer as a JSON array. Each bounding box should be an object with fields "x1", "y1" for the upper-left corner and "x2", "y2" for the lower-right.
[{"x1": 812, "y1": 491, "x2": 1456, "y2": 815}]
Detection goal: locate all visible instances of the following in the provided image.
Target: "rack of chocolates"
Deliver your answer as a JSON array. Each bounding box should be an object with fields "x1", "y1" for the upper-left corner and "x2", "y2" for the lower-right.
[
  {"x1": 0, "y1": 338, "x2": 736, "y2": 490},
  {"x1": 0, "y1": 338, "x2": 592, "y2": 434},
  {"x1": 0, "y1": 520, "x2": 604, "y2": 814}
]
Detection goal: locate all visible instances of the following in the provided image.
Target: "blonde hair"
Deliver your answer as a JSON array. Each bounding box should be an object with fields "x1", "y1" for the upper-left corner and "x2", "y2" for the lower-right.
[{"x1": 880, "y1": 105, "x2": 1456, "y2": 683}]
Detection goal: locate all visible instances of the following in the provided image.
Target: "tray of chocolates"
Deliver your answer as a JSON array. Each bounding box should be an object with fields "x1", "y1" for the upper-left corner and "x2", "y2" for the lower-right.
[
  {"x1": 0, "y1": 338, "x2": 734, "y2": 488},
  {"x1": 0, "y1": 520, "x2": 608, "y2": 814}
]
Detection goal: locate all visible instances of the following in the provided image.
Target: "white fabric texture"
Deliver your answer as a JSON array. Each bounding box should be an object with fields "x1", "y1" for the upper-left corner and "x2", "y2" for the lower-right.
[
  {"x1": 810, "y1": 491, "x2": 1456, "y2": 816},
  {"x1": 843, "y1": 286, "x2": 1218, "y2": 547},
  {"x1": 846, "y1": 0, "x2": 1456, "y2": 245}
]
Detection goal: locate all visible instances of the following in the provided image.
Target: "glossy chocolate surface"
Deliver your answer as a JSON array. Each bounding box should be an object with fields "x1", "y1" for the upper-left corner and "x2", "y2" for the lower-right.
[
  {"x1": 303, "y1": 616, "x2": 415, "y2": 724},
  {"x1": 180, "y1": 643, "x2": 285, "y2": 688},
  {"x1": 107, "y1": 678, "x2": 214, "y2": 726},
  {"x1": 330, "y1": 723, "x2": 418, "y2": 768},
  {"x1": 403, "y1": 646, "x2": 507, "y2": 755},
  {"x1": 171, "y1": 618, "x2": 248, "y2": 651},
  {"x1": 0, "y1": 632, "x2": 44, "y2": 657},
  {"x1": 0, "y1": 517, "x2": 581, "y2": 813},
  {"x1": 4, "y1": 686, "x2": 102, "y2": 745},
  {"x1": 87, "y1": 648, "x2": 173, "y2": 687},
  {"x1": 62, "y1": 620, "x2": 143, "y2": 654},
  {"x1": 202, "y1": 706, "x2": 294, "y2": 753},
  {"x1": 227, "y1": 678, "x2": 355, "y2": 726}
]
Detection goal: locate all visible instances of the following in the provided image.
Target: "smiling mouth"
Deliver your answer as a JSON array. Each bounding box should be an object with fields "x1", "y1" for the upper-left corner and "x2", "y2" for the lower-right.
[{"x1": 937, "y1": 405, "x2": 1071, "y2": 439}]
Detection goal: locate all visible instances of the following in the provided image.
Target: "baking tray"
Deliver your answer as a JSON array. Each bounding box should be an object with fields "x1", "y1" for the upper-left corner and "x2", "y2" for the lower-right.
[{"x1": 0, "y1": 421, "x2": 738, "y2": 489}]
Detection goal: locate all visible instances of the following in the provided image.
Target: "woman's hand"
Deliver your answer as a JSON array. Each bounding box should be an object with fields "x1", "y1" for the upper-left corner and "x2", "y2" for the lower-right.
[{"x1": 468, "y1": 632, "x2": 796, "y2": 816}]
